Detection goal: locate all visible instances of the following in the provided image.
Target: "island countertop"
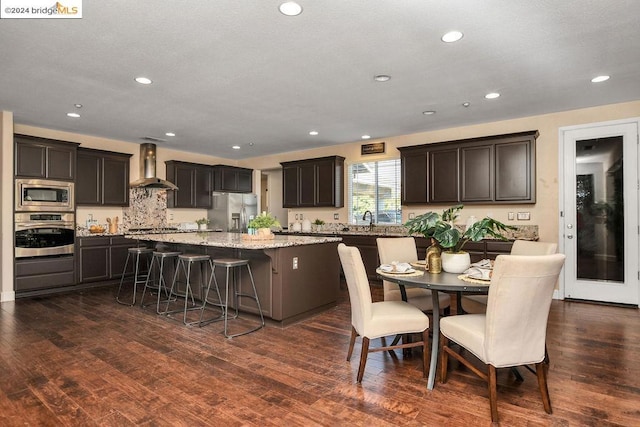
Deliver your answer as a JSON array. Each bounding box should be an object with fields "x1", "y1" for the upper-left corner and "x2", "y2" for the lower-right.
[{"x1": 125, "y1": 231, "x2": 342, "y2": 249}]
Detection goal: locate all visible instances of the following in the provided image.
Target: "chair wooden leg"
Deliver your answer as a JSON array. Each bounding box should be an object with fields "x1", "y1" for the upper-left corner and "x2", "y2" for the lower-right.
[
  {"x1": 488, "y1": 365, "x2": 499, "y2": 423},
  {"x1": 536, "y1": 362, "x2": 553, "y2": 414},
  {"x1": 439, "y1": 333, "x2": 449, "y2": 383},
  {"x1": 356, "y1": 337, "x2": 370, "y2": 383},
  {"x1": 347, "y1": 326, "x2": 357, "y2": 361},
  {"x1": 421, "y1": 329, "x2": 430, "y2": 378}
]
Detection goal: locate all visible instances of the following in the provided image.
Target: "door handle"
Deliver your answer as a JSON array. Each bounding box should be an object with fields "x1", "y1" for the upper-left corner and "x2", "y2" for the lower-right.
[{"x1": 567, "y1": 234, "x2": 574, "y2": 239}]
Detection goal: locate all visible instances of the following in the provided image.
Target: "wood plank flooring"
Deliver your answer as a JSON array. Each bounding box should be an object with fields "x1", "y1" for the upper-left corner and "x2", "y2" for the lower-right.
[{"x1": 0, "y1": 284, "x2": 639, "y2": 426}]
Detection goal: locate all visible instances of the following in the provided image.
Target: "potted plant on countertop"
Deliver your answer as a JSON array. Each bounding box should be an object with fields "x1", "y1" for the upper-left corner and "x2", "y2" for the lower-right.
[
  {"x1": 195, "y1": 218, "x2": 210, "y2": 230},
  {"x1": 404, "y1": 204, "x2": 515, "y2": 273},
  {"x1": 247, "y1": 212, "x2": 281, "y2": 239}
]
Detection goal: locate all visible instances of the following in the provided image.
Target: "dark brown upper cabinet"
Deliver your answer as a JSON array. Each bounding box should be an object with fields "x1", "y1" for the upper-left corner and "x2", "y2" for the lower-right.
[
  {"x1": 213, "y1": 165, "x2": 253, "y2": 193},
  {"x1": 281, "y1": 156, "x2": 345, "y2": 208},
  {"x1": 15, "y1": 134, "x2": 78, "y2": 181},
  {"x1": 165, "y1": 161, "x2": 213, "y2": 208},
  {"x1": 398, "y1": 130, "x2": 537, "y2": 205},
  {"x1": 76, "y1": 148, "x2": 132, "y2": 206}
]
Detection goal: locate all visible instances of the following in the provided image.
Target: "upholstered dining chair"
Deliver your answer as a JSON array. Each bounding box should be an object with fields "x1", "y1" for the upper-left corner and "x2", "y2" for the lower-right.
[
  {"x1": 439, "y1": 253, "x2": 566, "y2": 423},
  {"x1": 461, "y1": 240, "x2": 558, "y2": 314},
  {"x1": 337, "y1": 243, "x2": 430, "y2": 383},
  {"x1": 376, "y1": 237, "x2": 450, "y2": 312}
]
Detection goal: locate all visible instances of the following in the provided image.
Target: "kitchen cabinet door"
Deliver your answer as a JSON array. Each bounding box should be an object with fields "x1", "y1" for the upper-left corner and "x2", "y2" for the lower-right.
[
  {"x1": 76, "y1": 151, "x2": 102, "y2": 205},
  {"x1": 495, "y1": 139, "x2": 535, "y2": 202},
  {"x1": 102, "y1": 155, "x2": 130, "y2": 205},
  {"x1": 401, "y1": 150, "x2": 428, "y2": 204},
  {"x1": 167, "y1": 161, "x2": 195, "y2": 208},
  {"x1": 194, "y1": 165, "x2": 213, "y2": 208},
  {"x1": 460, "y1": 144, "x2": 493, "y2": 202},
  {"x1": 282, "y1": 165, "x2": 300, "y2": 207},
  {"x1": 298, "y1": 163, "x2": 316, "y2": 207},
  {"x1": 429, "y1": 147, "x2": 459, "y2": 203},
  {"x1": 316, "y1": 157, "x2": 344, "y2": 207}
]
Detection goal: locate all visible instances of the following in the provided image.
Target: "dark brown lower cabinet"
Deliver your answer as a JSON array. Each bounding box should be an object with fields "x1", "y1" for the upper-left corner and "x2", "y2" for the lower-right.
[
  {"x1": 77, "y1": 236, "x2": 138, "y2": 284},
  {"x1": 15, "y1": 255, "x2": 76, "y2": 296}
]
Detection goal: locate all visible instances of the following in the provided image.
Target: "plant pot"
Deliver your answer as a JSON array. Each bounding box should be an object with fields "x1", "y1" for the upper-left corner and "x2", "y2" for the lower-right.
[
  {"x1": 257, "y1": 227, "x2": 272, "y2": 238},
  {"x1": 199, "y1": 223, "x2": 208, "y2": 230},
  {"x1": 441, "y1": 251, "x2": 471, "y2": 273}
]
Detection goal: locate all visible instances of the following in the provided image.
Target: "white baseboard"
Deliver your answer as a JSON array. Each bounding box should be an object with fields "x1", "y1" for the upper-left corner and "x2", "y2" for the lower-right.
[{"x1": 1, "y1": 291, "x2": 16, "y2": 302}]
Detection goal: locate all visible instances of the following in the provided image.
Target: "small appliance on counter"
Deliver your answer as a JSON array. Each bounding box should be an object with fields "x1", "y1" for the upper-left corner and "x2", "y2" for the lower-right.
[{"x1": 301, "y1": 218, "x2": 312, "y2": 232}]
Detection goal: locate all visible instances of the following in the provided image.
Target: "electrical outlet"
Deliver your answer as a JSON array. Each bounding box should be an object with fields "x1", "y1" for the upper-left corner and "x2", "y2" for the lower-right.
[
  {"x1": 508, "y1": 212, "x2": 514, "y2": 220},
  {"x1": 292, "y1": 257, "x2": 298, "y2": 269},
  {"x1": 408, "y1": 213, "x2": 415, "y2": 219},
  {"x1": 295, "y1": 214, "x2": 299, "y2": 220},
  {"x1": 517, "y1": 212, "x2": 531, "y2": 221},
  {"x1": 334, "y1": 213, "x2": 339, "y2": 220},
  {"x1": 300, "y1": 213, "x2": 303, "y2": 220}
]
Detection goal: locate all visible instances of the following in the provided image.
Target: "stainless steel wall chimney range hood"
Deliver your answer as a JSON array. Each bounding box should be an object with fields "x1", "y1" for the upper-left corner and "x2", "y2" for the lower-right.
[{"x1": 129, "y1": 143, "x2": 179, "y2": 190}]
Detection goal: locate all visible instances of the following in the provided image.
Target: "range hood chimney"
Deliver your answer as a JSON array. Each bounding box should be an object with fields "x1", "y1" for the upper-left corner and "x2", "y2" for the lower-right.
[{"x1": 129, "y1": 143, "x2": 178, "y2": 190}]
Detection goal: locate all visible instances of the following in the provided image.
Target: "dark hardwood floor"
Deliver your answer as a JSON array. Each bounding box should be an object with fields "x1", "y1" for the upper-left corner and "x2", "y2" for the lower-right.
[{"x1": 1, "y1": 284, "x2": 639, "y2": 426}]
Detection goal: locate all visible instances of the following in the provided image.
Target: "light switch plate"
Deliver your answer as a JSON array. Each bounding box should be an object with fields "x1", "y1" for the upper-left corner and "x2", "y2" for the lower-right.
[
  {"x1": 408, "y1": 213, "x2": 415, "y2": 219},
  {"x1": 334, "y1": 213, "x2": 339, "y2": 220},
  {"x1": 508, "y1": 212, "x2": 515, "y2": 220},
  {"x1": 517, "y1": 212, "x2": 530, "y2": 220}
]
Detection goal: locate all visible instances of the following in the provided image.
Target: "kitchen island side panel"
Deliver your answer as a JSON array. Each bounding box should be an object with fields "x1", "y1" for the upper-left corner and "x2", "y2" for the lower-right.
[{"x1": 266, "y1": 242, "x2": 340, "y2": 323}]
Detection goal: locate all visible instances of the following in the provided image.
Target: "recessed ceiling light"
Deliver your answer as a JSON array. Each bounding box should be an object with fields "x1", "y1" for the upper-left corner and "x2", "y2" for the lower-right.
[
  {"x1": 422, "y1": 110, "x2": 436, "y2": 115},
  {"x1": 309, "y1": 131, "x2": 319, "y2": 136},
  {"x1": 591, "y1": 75, "x2": 610, "y2": 83},
  {"x1": 165, "y1": 132, "x2": 175, "y2": 137},
  {"x1": 462, "y1": 102, "x2": 471, "y2": 107},
  {"x1": 361, "y1": 135, "x2": 371, "y2": 140},
  {"x1": 485, "y1": 92, "x2": 500, "y2": 99},
  {"x1": 279, "y1": 2, "x2": 302, "y2": 16},
  {"x1": 249, "y1": 142, "x2": 254, "y2": 146},
  {"x1": 232, "y1": 145, "x2": 241, "y2": 150},
  {"x1": 66, "y1": 112, "x2": 80, "y2": 118},
  {"x1": 374, "y1": 75, "x2": 391, "y2": 82},
  {"x1": 441, "y1": 31, "x2": 463, "y2": 43},
  {"x1": 74, "y1": 103, "x2": 82, "y2": 108},
  {"x1": 135, "y1": 76, "x2": 153, "y2": 85}
]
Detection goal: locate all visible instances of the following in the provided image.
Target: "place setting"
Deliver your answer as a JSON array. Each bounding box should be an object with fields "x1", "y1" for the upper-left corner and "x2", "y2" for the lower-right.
[
  {"x1": 376, "y1": 261, "x2": 425, "y2": 277},
  {"x1": 459, "y1": 259, "x2": 494, "y2": 284}
]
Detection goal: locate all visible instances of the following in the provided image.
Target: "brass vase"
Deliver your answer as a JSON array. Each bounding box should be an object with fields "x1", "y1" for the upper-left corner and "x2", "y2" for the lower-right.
[{"x1": 426, "y1": 238, "x2": 442, "y2": 273}]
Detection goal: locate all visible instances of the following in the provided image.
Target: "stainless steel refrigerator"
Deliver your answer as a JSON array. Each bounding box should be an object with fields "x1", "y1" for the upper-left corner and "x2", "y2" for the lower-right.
[{"x1": 207, "y1": 192, "x2": 258, "y2": 232}]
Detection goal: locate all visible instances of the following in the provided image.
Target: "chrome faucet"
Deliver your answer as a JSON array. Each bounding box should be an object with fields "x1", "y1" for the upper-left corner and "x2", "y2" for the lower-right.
[{"x1": 362, "y1": 210, "x2": 374, "y2": 231}]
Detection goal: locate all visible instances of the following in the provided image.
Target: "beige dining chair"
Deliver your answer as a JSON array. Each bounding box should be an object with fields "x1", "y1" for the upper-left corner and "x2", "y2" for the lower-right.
[
  {"x1": 376, "y1": 237, "x2": 450, "y2": 312},
  {"x1": 337, "y1": 243, "x2": 430, "y2": 383},
  {"x1": 439, "y1": 253, "x2": 566, "y2": 423},
  {"x1": 461, "y1": 240, "x2": 558, "y2": 314}
]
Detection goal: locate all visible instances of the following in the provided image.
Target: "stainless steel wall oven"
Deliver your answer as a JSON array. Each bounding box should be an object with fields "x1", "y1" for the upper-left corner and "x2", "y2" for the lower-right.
[
  {"x1": 15, "y1": 212, "x2": 75, "y2": 258},
  {"x1": 15, "y1": 178, "x2": 74, "y2": 212}
]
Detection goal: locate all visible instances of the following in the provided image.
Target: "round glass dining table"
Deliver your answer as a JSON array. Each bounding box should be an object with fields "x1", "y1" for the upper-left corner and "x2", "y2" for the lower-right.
[{"x1": 377, "y1": 269, "x2": 490, "y2": 390}]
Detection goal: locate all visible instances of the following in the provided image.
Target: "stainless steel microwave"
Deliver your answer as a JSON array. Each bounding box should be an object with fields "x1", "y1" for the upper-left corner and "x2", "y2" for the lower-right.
[{"x1": 15, "y1": 179, "x2": 74, "y2": 212}]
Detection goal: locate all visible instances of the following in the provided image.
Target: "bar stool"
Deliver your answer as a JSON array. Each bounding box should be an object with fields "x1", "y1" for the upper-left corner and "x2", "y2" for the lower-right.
[
  {"x1": 116, "y1": 247, "x2": 153, "y2": 306},
  {"x1": 140, "y1": 250, "x2": 181, "y2": 314},
  {"x1": 165, "y1": 253, "x2": 224, "y2": 326},
  {"x1": 210, "y1": 258, "x2": 264, "y2": 338}
]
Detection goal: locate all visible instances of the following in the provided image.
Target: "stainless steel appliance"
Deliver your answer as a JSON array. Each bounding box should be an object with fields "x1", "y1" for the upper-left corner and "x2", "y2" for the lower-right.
[
  {"x1": 207, "y1": 192, "x2": 258, "y2": 232},
  {"x1": 15, "y1": 178, "x2": 74, "y2": 212},
  {"x1": 15, "y1": 212, "x2": 75, "y2": 258}
]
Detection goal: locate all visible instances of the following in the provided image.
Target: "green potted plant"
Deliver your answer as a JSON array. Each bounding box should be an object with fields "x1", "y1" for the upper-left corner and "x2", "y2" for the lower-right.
[
  {"x1": 405, "y1": 204, "x2": 515, "y2": 273},
  {"x1": 247, "y1": 212, "x2": 281, "y2": 237},
  {"x1": 195, "y1": 218, "x2": 210, "y2": 230}
]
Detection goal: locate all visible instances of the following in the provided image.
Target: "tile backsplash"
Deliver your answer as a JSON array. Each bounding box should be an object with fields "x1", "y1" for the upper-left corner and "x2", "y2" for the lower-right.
[{"x1": 122, "y1": 188, "x2": 168, "y2": 230}]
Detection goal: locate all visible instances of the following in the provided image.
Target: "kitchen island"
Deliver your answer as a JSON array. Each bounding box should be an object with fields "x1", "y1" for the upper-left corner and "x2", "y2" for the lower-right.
[{"x1": 126, "y1": 232, "x2": 342, "y2": 326}]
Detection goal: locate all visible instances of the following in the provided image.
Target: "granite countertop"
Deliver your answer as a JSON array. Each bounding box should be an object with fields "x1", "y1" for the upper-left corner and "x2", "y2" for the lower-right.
[
  {"x1": 124, "y1": 231, "x2": 342, "y2": 249},
  {"x1": 278, "y1": 224, "x2": 538, "y2": 241}
]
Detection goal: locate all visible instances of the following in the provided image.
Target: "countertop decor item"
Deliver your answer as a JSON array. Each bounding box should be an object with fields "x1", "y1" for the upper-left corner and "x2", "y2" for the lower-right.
[
  {"x1": 195, "y1": 218, "x2": 210, "y2": 230},
  {"x1": 404, "y1": 204, "x2": 515, "y2": 273}
]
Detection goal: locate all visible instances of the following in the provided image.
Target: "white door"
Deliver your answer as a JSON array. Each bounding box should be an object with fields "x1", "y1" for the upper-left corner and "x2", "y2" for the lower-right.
[{"x1": 560, "y1": 119, "x2": 639, "y2": 306}]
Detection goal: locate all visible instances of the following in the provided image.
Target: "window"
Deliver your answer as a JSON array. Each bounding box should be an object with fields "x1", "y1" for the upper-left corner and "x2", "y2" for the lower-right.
[{"x1": 348, "y1": 159, "x2": 402, "y2": 225}]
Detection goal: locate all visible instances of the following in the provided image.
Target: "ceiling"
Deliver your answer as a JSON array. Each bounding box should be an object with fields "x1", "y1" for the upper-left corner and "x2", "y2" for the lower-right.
[{"x1": 1, "y1": 0, "x2": 639, "y2": 160}]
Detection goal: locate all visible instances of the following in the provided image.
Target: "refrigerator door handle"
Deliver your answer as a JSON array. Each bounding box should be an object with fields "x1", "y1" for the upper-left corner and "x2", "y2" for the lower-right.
[{"x1": 240, "y1": 205, "x2": 247, "y2": 232}]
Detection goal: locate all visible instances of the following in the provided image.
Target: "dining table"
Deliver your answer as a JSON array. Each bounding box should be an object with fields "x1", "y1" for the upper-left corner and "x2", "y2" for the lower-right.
[{"x1": 377, "y1": 268, "x2": 490, "y2": 390}]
